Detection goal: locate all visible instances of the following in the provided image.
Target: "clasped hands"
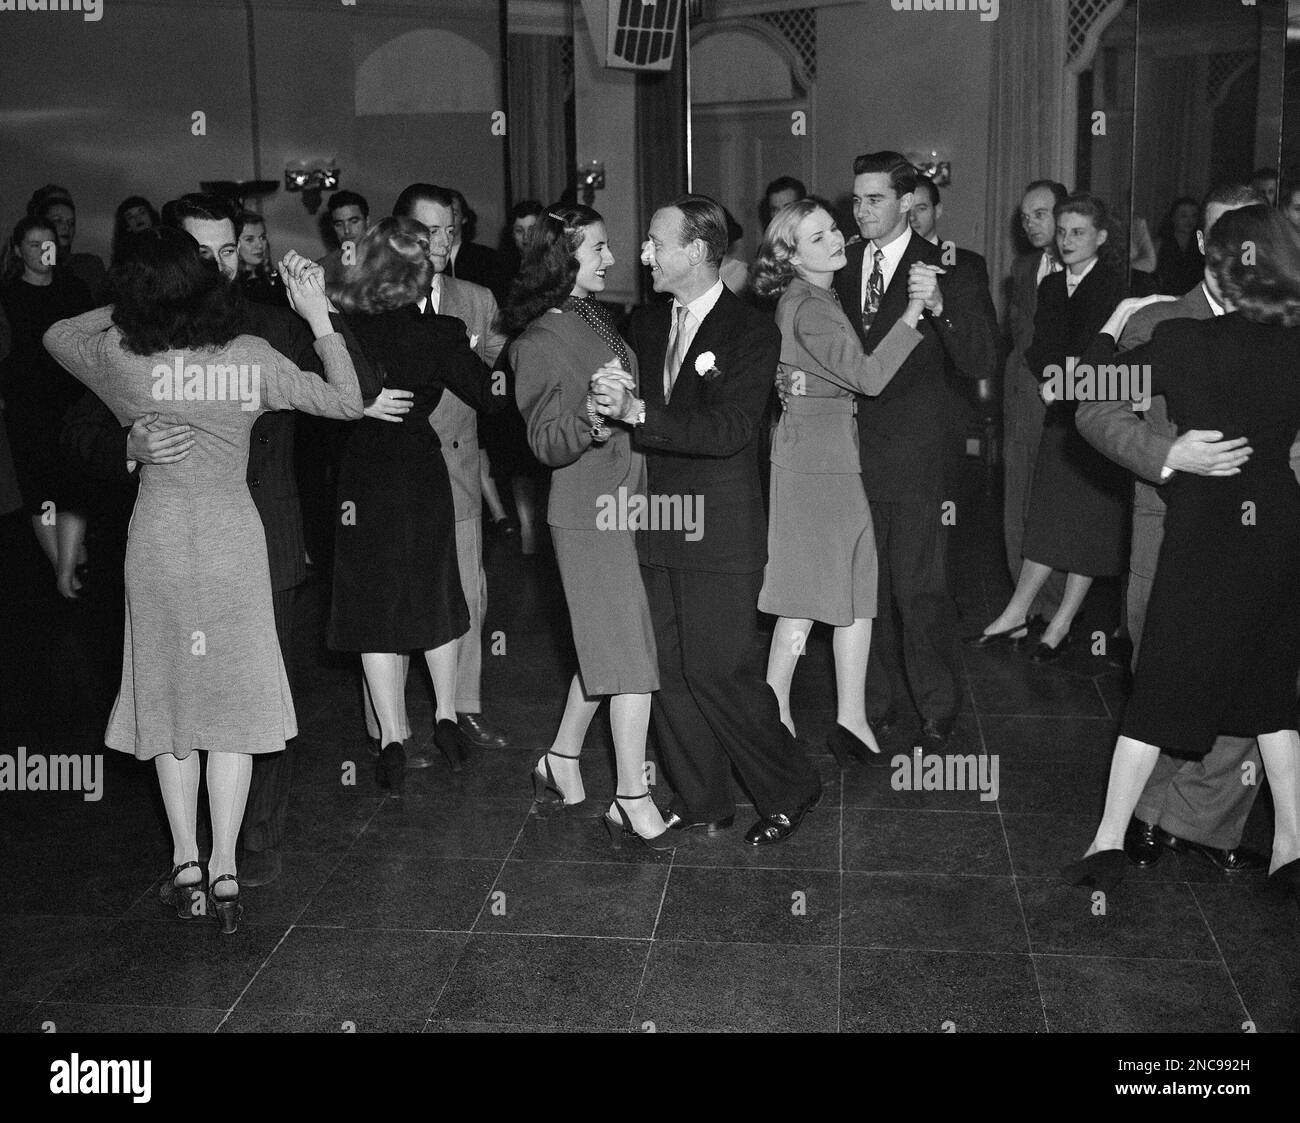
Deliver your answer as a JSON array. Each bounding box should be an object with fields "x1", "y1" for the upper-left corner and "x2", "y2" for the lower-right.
[{"x1": 589, "y1": 361, "x2": 638, "y2": 422}]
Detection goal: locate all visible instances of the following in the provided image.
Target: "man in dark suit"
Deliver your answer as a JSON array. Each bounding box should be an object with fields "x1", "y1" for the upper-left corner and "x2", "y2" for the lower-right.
[
  {"x1": 1003, "y1": 180, "x2": 1069, "y2": 628},
  {"x1": 1076, "y1": 185, "x2": 1270, "y2": 874},
  {"x1": 907, "y1": 175, "x2": 1000, "y2": 495},
  {"x1": 593, "y1": 194, "x2": 821, "y2": 846},
  {"x1": 60, "y1": 194, "x2": 371, "y2": 887},
  {"x1": 833, "y1": 152, "x2": 997, "y2": 752},
  {"x1": 317, "y1": 189, "x2": 368, "y2": 286}
]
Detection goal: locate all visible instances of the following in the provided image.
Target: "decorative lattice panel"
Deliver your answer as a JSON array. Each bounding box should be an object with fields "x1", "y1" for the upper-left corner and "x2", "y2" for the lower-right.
[
  {"x1": 1206, "y1": 51, "x2": 1254, "y2": 104},
  {"x1": 758, "y1": 7, "x2": 816, "y2": 80},
  {"x1": 1068, "y1": 0, "x2": 1118, "y2": 64},
  {"x1": 560, "y1": 34, "x2": 574, "y2": 84}
]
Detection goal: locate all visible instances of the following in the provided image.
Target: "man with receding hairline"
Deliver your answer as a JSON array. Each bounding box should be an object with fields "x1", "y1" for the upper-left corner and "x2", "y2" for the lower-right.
[{"x1": 593, "y1": 193, "x2": 822, "y2": 846}]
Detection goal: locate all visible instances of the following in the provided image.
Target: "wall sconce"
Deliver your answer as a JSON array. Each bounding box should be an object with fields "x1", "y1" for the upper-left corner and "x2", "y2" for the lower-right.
[
  {"x1": 577, "y1": 160, "x2": 606, "y2": 206},
  {"x1": 911, "y1": 150, "x2": 951, "y2": 186},
  {"x1": 284, "y1": 160, "x2": 340, "y2": 214}
]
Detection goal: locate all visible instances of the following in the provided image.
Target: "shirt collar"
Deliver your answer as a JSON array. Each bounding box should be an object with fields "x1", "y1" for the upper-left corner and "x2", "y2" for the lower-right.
[
  {"x1": 1202, "y1": 282, "x2": 1225, "y2": 317},
  {"x1": 1064, "y1": 256, "x2": 1098, "y2": 293},
  {"x1": 672, "y1": 277, "x2": 725, "y2": 323},
  {"x1": 869, "y1": 226, "x2": 911, "y2": 271}
]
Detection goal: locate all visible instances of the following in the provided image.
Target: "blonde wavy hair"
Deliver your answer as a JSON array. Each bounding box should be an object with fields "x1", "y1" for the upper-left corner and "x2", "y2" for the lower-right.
[
  {"x1": 328, "y1": 215, "x2": 433, "y2": 314},
  {"x1": 751, "y1": 197, "x2": 832, "y2": 300}
]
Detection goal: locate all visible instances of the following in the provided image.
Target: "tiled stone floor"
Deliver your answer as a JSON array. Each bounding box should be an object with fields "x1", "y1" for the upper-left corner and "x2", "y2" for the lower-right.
[{"x1": 1, "y1": 462, "x2": 1296, "y2": 1033}]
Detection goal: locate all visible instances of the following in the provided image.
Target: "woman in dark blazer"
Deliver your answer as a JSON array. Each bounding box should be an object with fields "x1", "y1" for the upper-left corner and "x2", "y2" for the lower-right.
[
  {"x1": 751, "y1": 199, "x2": 924, "y2": 765},
  {"x1": 507, "y1": 205, "x2": 671, "y2": 848},
  {"x1": 1065, "y1": 206, "x2": 1300, "y2": 898},
  {"x1": 967, "y1": 194, "x2": 1128, "y2": 661},
  {"x1": 327, "y1": 217, "x2": 500, "y2": 796}
]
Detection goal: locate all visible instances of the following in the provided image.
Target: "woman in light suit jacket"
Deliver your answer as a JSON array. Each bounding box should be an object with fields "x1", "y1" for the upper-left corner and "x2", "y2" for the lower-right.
[
  {"x1": 753, "y1": 199, "x2": 926, "y2": 766},
  {"x1": 507, "y1": 204, "x2": 671, "y2": 848}
]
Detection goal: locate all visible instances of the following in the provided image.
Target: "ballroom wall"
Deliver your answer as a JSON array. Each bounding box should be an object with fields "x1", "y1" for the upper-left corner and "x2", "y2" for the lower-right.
[
  {"x1": 813, "y1": 2, "x2": 997, "y2": 259},
  {"x1": 0, "y1": 0, "x2": 507, "y2": 264}
]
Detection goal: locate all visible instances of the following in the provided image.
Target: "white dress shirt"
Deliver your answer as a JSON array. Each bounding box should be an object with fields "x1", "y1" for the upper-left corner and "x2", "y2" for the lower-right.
[
  {"x1": 669, "y1": 277, "x2": 726, "y2": 359},
  {"x1": 416, "y1": 272, "x2": 444, "y2": 315},
  {"x1": 859, "y1": 226, "x2": 913, "y2": 312},
  {"x1": 1064, "y1": 256, "x2": 1098, "y2": 298}
]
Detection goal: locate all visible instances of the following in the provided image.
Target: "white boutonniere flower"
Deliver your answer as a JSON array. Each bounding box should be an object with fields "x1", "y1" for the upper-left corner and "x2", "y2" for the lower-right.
[
  {"x1": 695, "y1": 351, "x2": 721, "y2": 380},
  {"x1": 469, "y1": 333, "x2": 480, "y2": 350}
]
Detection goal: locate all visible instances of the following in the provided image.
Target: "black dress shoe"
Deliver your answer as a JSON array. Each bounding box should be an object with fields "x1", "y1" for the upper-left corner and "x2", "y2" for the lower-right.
[
  {"x1": 1061, "y1": 849, "x2": 1126, "y2": 891},
  {"x1": 662, "y1": 810, "x2": 735, "y2": 834},
  {"x1": 239, "y1": 848, "x2": 282, "y2": 887},
  {"x1": 868, "y1": 708, "x2": 899, "y2": 737},
  {"x1": 743, "y1": 787, "x2": 822, "y2": 847},
  {"x1": 827, "y1": 724, "x2": 885, "y2": 767},
  {"x1": 1029, "y1": 633, "x2": 1071, "y2": 663},
  {"x1": 1176, "y1": 838, "x2": 1267, "y2": 873},
  {"x1": 1123, "y1": 818, "x2": 1164, "y2": 868},
  {"x1": 962, "y1": 620, "x2": 1032, "y2": 648},
  {"x1": 913, "y1": 716, "x2": 956, "y2": 753},
  {"x1": 457, "y1": 712, "x2": 510, "y2": 749}
]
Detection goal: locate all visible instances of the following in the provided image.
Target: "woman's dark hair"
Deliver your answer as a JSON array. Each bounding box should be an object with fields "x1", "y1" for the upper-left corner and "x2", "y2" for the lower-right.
[
  {"x1": 328, "y1": 215, "x2": 432, "y2": 315},
  {"x1": 2, "y1": 215, "x2": 57, "y2": 283},
  {"x1": 1054, "y1": 193, "x2": 1125, "y2": 272},
  {"x1": 234, "y1": 210, "x2": 272, "y2": 278},
  {"x1": 27, "y1": 184, "x2": 74, "y2": 219},
  {"x1": 1206, "y1": 204, "x2": 1300, "y2": 327},
  {"x1": 501, "y1": 203, "x2": 602, "y2": 333},
  {"x1": 111, "y1": 196, "x2": 161, "y2": 269},
  {"x1": 109, "y1": 225, "x2": 243, "y2": 355},
  {"x1": 1157, "y1": 196, "x2": 1201, "y2": 243},
  {"x1": 499, "y1": 199, "x2": 545, "y2": 257}
]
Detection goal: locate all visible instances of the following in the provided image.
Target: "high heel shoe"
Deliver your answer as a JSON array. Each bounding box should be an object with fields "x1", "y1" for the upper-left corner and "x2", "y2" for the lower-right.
[
  {"x1": 826, "y1": 724, "x2": 883, "y2": 767},
  {"x1": 962, "y1": 620, "x2": 1032, "y2": 648},
  {"x1": 530, "y1": 750, "x2": 602, "y2": 818},
  {"x1": 603, "y1": 792, "x2": 676, "y2": 851},
  {"x1": 159, "y1": 861, "x2": 206, "y2": 919},
  {"x1": 1061, "y1": 849, "x2": 1127, "y2": 892},
  {"x1": 1030, "y1": 630, "x2": 1073, "y2": 664},
  {"x1": 434, "y1": 718, "x2": 464, "y2": 772},
  {"x1": 376, "y1": 741, "x2": 406, "y2": 797},
  {"x1": 208, "y1": 874, "x2": 242, "y2": 935}
]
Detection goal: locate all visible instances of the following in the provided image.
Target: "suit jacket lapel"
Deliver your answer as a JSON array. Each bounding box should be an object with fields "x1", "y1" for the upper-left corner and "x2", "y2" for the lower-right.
[
  {"x1": 671, "y1": 287, "x2": 734, "y2": 407},
  {"x1": 638, "y1": 303, "x2": 672, "y2": 406}
]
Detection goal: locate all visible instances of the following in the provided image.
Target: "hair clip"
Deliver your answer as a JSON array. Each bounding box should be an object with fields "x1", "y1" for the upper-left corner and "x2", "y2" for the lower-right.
[{"x1": 547, "y1": 211, "x2": 567, "y2": 224}]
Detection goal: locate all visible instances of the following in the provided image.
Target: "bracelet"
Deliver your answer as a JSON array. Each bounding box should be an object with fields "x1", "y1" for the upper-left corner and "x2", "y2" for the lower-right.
[{"x1": 586, "y1": 393, "x2": 610, "y2": 444}]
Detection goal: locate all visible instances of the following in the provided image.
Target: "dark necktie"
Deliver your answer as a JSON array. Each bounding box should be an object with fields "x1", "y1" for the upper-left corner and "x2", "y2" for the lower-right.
[{"x1": 863, "y1": 248, "x2": 885, "y2": 330}]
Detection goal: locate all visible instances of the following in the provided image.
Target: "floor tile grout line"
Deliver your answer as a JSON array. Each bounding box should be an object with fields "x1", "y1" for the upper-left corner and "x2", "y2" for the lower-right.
[
  {"x1": 625, "y1": 796, "x2": 676, "y2": 1032},
  {"x1": 422, "y1": 802, "x2": 538, "y2": 1023},
  {"x1": 1184, "y1": 880, "x2": 1256, "y2": 1031},
  {"x1": 972, "y1": 656, "x2": 1052, "y2": 1033},
  {"x1": 215, "y1": 793, "x2": 389, "y2": 1032}
]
